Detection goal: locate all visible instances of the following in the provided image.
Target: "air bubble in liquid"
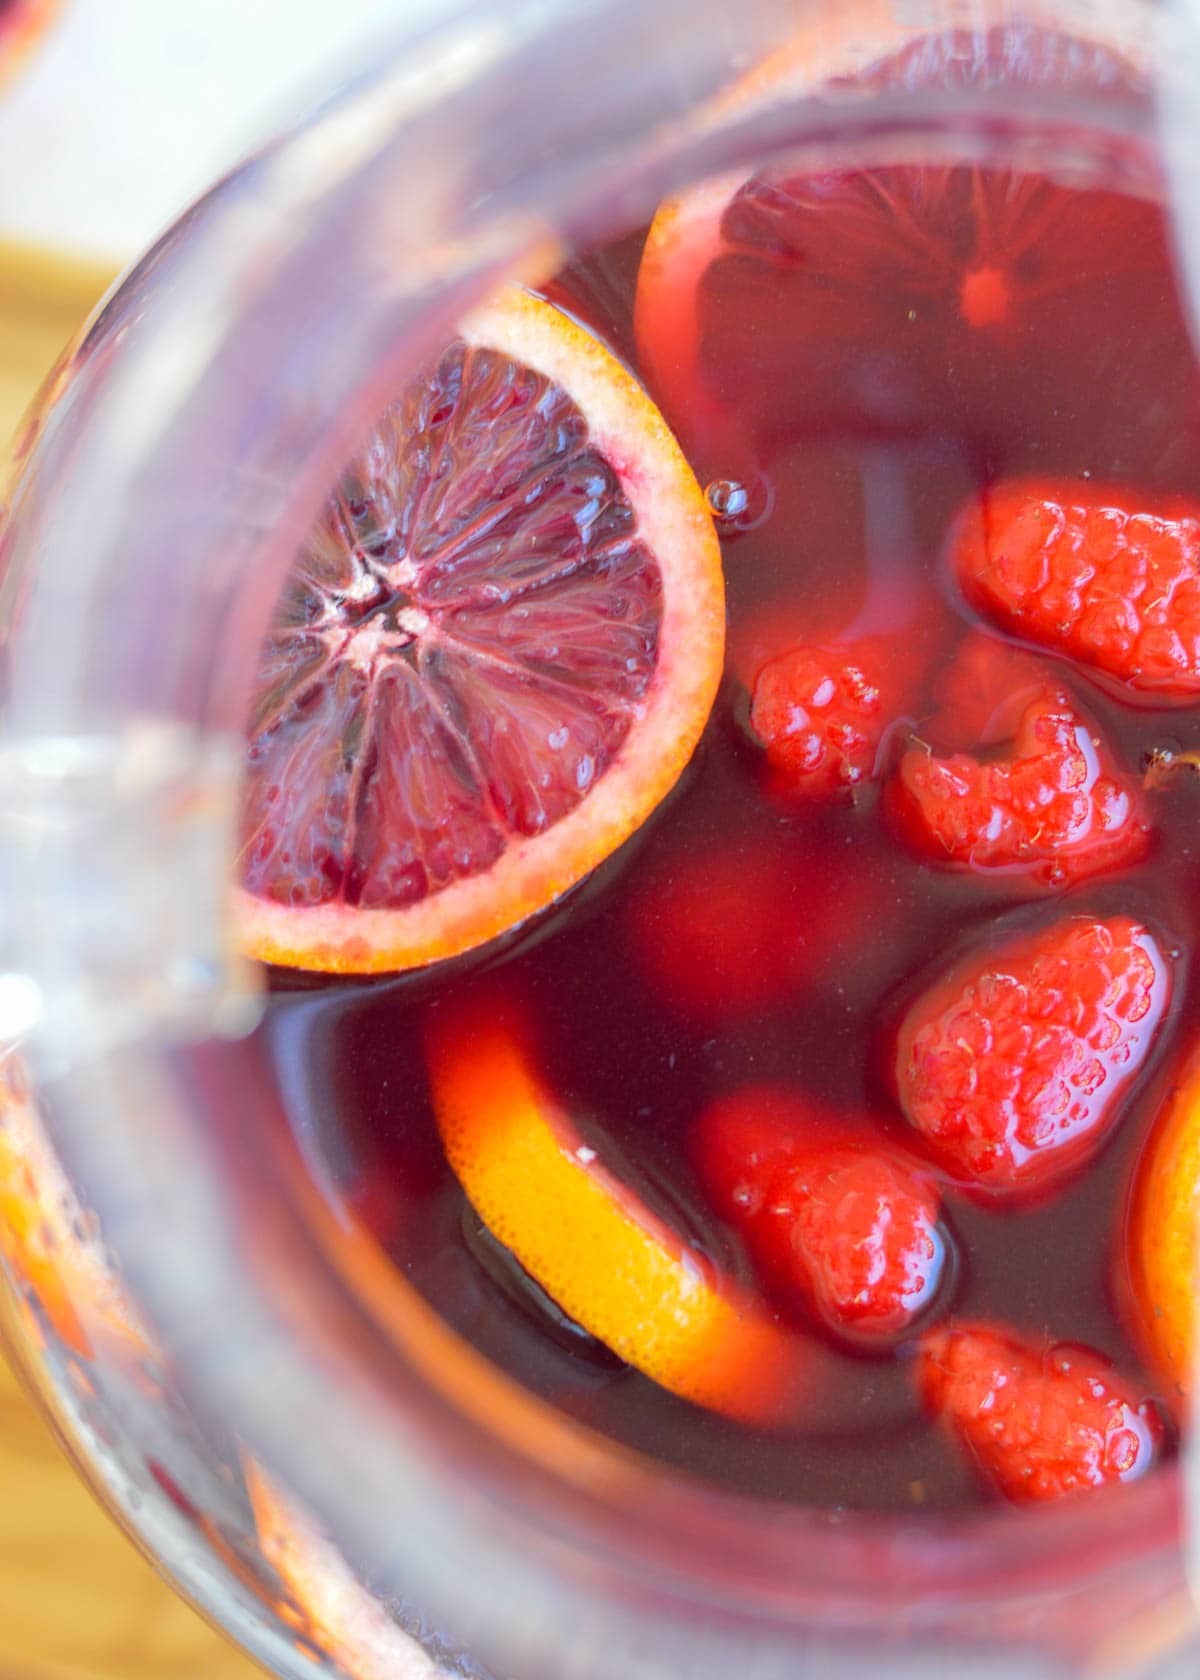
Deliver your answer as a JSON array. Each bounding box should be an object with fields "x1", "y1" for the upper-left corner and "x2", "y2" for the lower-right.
[
  {"x1": 706, "y1": 479, "x2": 749, "y2": 520},
  {"x1": 704, "y1": 473, "x2": 774, "y2": 533}
]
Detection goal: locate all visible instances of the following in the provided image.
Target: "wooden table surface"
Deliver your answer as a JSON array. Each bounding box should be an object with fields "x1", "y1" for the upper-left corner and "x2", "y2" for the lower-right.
[{"x1": 0, "y1": 241, "x2": 260, "y2": 1680}]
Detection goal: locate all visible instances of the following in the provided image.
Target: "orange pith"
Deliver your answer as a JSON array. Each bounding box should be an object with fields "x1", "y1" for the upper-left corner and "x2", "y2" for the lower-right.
[
  {"x1": 0, "y1": 1050, "x2": 148, "y2": 1359},
  {"x1": 1128, "y1": 1053, "x2": 1200, "y2": 1400},
  {"x1": 427, "y1": 1006, "x2": 797, "y2": 1423},
  {"x1": 236, "y1": 288, "x2": 723, "y2": 976}
]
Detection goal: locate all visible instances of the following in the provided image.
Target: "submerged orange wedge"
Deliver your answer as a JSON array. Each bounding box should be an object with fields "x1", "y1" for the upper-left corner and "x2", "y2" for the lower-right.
[
  {"x1": 1128, "y1": 1050, "x2": 1200, "y2": 1401},
  {"x1": 634, "y1": 16, "x2": 1163, "y2": 484},
  {"x1": 427, "y1": 1007, "x2": 800, "y2": 1423}
]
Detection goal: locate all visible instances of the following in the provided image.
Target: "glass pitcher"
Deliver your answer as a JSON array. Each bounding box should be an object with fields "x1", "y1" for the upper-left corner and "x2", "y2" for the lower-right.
[{"x1": 2, "y1": 1, "x2": 1199, "y2": 1675}]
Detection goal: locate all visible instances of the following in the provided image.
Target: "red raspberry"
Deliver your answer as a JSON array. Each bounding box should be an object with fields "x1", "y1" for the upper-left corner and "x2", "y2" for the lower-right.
[
  {"x1": 893, "y1": 685, "x2": 1149, "y2": 888},
  {"x1": 954, "y1": 480, "x2": 1200, "y2": 699},
  {"x1": 696, "y1": 1089, "x2": 947, "y2": 1348},
  {"x1": 695, "y1": 1085, "x2": 817, "y2": 1222},
  {"x1": 749, "y1": 641, "x2": 899, "y2": 799},
  {"x1": 895, "y1": 915, "x2": 1171, "y2": 1196},
  {"x1": 778, "y1": 1146, "x2": 946, "y2": 1345},
  {"x1": 918, "y1": 1323, "x2": 1161, "y2": 1503}
]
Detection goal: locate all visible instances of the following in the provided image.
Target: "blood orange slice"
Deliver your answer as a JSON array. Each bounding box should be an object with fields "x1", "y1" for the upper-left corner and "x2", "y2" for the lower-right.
[
  {"x1": 237, "y1": 290, "x2": 723, "y2": 974},
  {"x1": 635, "y1": 23, "x2": 1197, "y2": 486}
]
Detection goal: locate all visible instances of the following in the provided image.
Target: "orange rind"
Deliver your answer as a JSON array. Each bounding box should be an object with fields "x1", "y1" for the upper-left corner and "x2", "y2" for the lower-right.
[
  {"x1": 1128, "y1": 1051, "x2": 1200, "y2": 1400},
  {"x1": 427, "y1": 1006, "x2": 800, "y2": 1423}
]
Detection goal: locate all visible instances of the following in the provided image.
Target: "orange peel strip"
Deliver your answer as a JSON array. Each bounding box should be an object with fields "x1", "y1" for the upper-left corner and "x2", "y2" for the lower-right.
[
  {"x1": 428, "y1": 1008, "x2": 799, "y2": 1424},
  {"x1": 1128, "y1": 1052, "x2": 1200, "y2": 1401}
]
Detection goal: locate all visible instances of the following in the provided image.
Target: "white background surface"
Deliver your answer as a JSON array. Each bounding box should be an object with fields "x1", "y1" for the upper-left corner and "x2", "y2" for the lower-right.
[{"x1": 0, "y1": 0, "x2": 443, "y2": 264}]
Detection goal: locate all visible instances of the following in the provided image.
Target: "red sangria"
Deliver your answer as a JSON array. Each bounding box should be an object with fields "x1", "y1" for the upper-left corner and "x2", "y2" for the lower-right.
[
  {"x1": 6, "y1": 15, "x2": 1200, "y2": 1680},
  {"x1": 239, "y1": 26, "x2": 1200, "y2": 1533}
]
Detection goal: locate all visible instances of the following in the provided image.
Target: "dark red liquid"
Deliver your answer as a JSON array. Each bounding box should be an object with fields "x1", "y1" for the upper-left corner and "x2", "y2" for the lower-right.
[{"x1": 257, "y1": 150, "x2": 1200, "y2": 1513}]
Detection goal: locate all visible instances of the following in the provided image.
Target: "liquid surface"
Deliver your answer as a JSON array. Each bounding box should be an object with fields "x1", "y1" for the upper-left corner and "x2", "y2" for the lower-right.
[{"x1": 258, "y1": 149, "x2": 1200, "y2": 1512}]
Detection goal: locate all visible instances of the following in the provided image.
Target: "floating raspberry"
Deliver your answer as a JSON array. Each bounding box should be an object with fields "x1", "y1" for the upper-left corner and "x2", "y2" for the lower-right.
[
  {"x1": 779, "y1": 1146, "x2": 947, "y2": 1345},
  {"x1": 750, "y1": 641, "x2": 899, "y2": 799},
  {"x1": 919, "y1": 1322, "x2": 1161, "y2": 1502},
  {"x1": 893, "y1": 686, "x2": 1149, "y2": 888},
  {"x1": 694, "y1": 1085, "x2": 817, "y2": 1223},
  {"x1": 696, "y1": 1089, "x2": 948, "y2": 1348},
  {"x1": 895, "y1": 915, "x2": 1170, "y2": 1195},
  {"x1": 954, "y1": 481, "x2": 1200, "y2": 699}
]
